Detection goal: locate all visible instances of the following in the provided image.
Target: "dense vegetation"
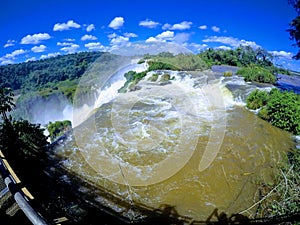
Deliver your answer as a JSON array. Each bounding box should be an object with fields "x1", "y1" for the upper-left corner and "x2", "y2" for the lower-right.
[
  {"x1": 199, "y1": 46, "x2": 290, "y2": 75},
  {"x1": 288, "y1": 0, "x2": 300, "y2": 59},
  {"x1": 236, "y1": 65, "x2": 276, "y2": 84},
  {"x1": 0, "y1": 51, "x2": 104, "y2": 92},
  {"x1": 247, "y1": 88, "x2": 300, "y2": 135},
  {"x1": 0, "y1": 88, "x2": 48, "y2": 157},
  {"x1": 47, "y1": 120, "x2": 72, "y2": 142},
  {"x1": 147, "y1": 52, "x2": 208, "y2": 71}
]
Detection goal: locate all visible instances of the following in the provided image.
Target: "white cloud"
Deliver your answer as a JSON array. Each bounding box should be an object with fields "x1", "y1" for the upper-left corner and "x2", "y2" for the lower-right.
[
  {"x1": 145, "y1": 37, "x2": 159, "y2": 43},
  {"x1": 21, "y1": 33, "x2": 51, "y2": 44},
  {"x1": 31, "y1": 45, "x2": 47, "y2": 53},
  {"x1": 4, "y1": 39, "x2": 16, "y2": 48},
  {"x1": 85, "y1": 42, "x2": 107, "y2": 51},
  {"x1": 146, "y1": 31, "x2": 175, "y2": 43},
  {"x1": 86, "y1": 24, "x2": 95, "y2": 32},
  {"x1": 60, "y1": 44, "x2": 80, "y2": 53},
  {"x1": 0, "y1": 48, "x2": 27, "y2": 65},
  {"x1": 108, "y1": 17, "x2": 124, "y2": 30},
  {"x1": 64, "y1": 38, "x2": 75, "y2": 42},
  {"x1": 216, "y1": 45, "x2": 232, "y2": 50},
  {"x1": 57, "y1": 42, "x2": 73, "y2": 46},
  {"x1": 211, "y1": 26, "x2": 220, "y2": 32},
  {"x1": 81, "y1": 34, "x2": 97, "y2": 41},
  {"x1": 25, "y1": 57, "x2": 37, "y2": 62},
  {"x1": 108, "y1": 33, "x2": 117, "y2": 39},
  {"x1": 5, "y1": 49, "x2": 27, "y2": 59},
  {"x1": 173, "y1": 33, "x2": 191, "y2": 44},
  {"x1": 162, "y1": 23, "x2": 171, "y2": 30},
  {"x1": 124, "y1": 32, "x2": 138, "y2": 38},
  {"x1": 203, "y1": 36, "x2": 260, "y2": 49},
  {"x1": 139, "y1": 19, "x2": 159, "y2": 28},
  {"x1": 184, "y1": 43, "x2": 208, "y2": 53},
  {"x1": 162, "y1": 21, "x2": 192, "y2": 30},
  {"x1": 110, "y1": 36, "x2": 129, "y2": 46},
  {"x1": 199, "y1": 25, "x2": 207, "y2": 30},
  {"x1": 270, "y1": 50, "x2": 293, "y2": 59},
  {"x1": 156, "y1": 31, "x2": 175, "y2": 40},
  {"x1": 53, "y1": 20, "x2": 81, "y2": 31},
  {"x1": 40, "y1": 52, "x2": 61, "y2": 59},
  {"x1": 0, "y1": 59, "x2": 14, "y2": 65}
]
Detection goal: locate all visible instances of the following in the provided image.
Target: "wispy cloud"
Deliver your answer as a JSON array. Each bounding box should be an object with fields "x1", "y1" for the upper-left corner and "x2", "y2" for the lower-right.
[
  {"x1": 4, "y1": 39, "x2": 16, "y2": 48},
  {"x1": 86, "y1": 24, "x2": 95, "y2": 32},
  {"x1": 211, "y1": 26, "x2": 220, "y2": 32},
  {"x1": 139, "y1": 19, "x2": 159, "y2": 28},
  {"x1": 57, "y1": 42, "x2": 73, "y2": 46},
  {"x1": 162, "y1": 21, "x2": 192, "y2": 30},
  {"x1": 64, "y1": 38, "x2": 75, "y2": 42},
  {"x1": 53, "y1": 20, "x2": 81, "y2": 31},
  {"x1": 85, "y1": 42, "x2": 107, "y2": 51},
  {"x1": 110, "y1": 36, "x2": 129, "y2": 46},
  {"x1": 146, "y1": 31, "x2": 175, "y2": 43},
  {"x1": 108, "y1": 32, "x2": 137, "y2": 49},
  {"x1": 270, "y1": 50, "x2": 293, "y2": 59},
  {"x1": 202, "y1": 36, "x2": 260, "y2": 49},
  {"x1": 40, "y1": 52, "x2": 61, "y2": 59},
  {"x1": 0, "y1": 49, "x2": 27, "y2": 65},
  {"x1": 199, "y1": 25, "x2": 207, "y2": 30},
  {"x1": 108, "y1": 17, "x2": 124, "y2": 30},
  {"x1": 124, "y1": 32, "x2": 138, "y2": 38},
  {"x1": 216, "y1": 45, "x2": 232, "y2": 50},
  {"x1": 173, "y1": 33, "x2": 191, "y2": 44},
  {"x1": 25, "y1": 57, "x2": 37, "y2": 62},
  {"x1": 21, "y1": 33, "x2": 51, "y2": 44},
  {"x1": 31, "y1": 45, "x2": 47, "y2": 53},
  {"x1": 81, "y1": 34, "x2": 97, "y2": 41},
  {"x1": 5, "y1": 49, "x2": 27, "y2": 59},
  {"x1": 184, "y1": 43, "x2": 208, "y2": 52},
  {"x1": 60, "y1": 44, "x2": 80, "y2": 53}
]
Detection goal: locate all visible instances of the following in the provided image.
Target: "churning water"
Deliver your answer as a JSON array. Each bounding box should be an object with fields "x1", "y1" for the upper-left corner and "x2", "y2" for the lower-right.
[{"x1": 53, "y1": 64, "x2": 295, "y2": 221}]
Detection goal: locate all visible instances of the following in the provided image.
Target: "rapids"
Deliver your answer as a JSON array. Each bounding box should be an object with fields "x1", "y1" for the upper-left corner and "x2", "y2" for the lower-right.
[{"x1": 53, "y1": 64, "x2": 295, "y2": 221}]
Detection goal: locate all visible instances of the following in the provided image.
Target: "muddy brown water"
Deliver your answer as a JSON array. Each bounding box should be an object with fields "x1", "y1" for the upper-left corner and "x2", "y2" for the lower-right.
[{"x1": 53, "y1": 71, "x2": 295, "y2": 221}]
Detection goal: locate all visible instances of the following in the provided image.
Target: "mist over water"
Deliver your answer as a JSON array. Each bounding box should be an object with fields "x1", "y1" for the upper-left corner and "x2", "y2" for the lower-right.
[{"x1": 53, "y1": 63, "x2": 295, "y2": 221}]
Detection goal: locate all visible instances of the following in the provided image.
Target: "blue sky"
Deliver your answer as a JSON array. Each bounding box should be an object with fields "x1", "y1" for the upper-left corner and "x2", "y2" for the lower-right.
[{"x1": 1, "y1": 0, "x2": 300, "y2": 71}]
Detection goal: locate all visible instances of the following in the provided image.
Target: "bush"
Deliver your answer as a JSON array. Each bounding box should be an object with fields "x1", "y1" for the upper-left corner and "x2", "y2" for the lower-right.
[
  {"x1": 148, "y1": 73, "x2": 159, "y2": 82},
  {"x1": 237, "y1": 65, "x2": 276, "y2": 84},
  {"x1": 246, "y1": 89, "x2": 269, "y2": 110},
  {"x1": 223, "y1": 71, "x2": 233, "y2": 77},
  {"x1": 266, "y1": 89, "x2": 300, "y2": 135},
  {"x1": 258, "y1": 106, "x2": 270, "y2": 120},
  {"x1": 47, "y1": 120, "x2": 72, "y2": 141},
  {"x1": 147, "y1": 61, "x2": 179, "y2": 71}
]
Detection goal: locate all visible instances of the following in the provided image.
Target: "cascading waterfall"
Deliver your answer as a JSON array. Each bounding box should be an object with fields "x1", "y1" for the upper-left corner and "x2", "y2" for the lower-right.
[{"x1": 54, "y1": 65, "x2": 295, "y2": 221}]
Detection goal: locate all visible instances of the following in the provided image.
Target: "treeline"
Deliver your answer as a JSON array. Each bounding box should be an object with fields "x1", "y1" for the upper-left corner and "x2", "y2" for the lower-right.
[
  {"x1": 198, "y1": 46, "x2": 290, "y2": 75},
  {"x1": 0, "y1": 51, "x2": 104, "y2": 92}
]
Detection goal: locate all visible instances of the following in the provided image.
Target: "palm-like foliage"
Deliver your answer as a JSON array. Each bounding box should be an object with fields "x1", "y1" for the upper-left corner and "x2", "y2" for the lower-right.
[{"x1": 0, "y1": 87, "x2": 15, "y2": 121}]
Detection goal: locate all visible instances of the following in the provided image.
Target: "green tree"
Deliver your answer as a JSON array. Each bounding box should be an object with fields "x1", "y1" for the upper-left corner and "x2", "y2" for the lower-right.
[
  {"x1": 236, "y1": 65, "x2": 276, "y2": 84},
  {"x1": 0, "y1": 87, "x2": 15, "y2": 121},
  {"x1": 288, "y1": 0, "x2": 300, "y2": 59},
  {"x1": 246, "y1": 89, "x2": 269, "y2": 110},
  {"x1": 266, "y1": 89, "x2": 300, "y2": 135},
  {"x1": 47, "y1": 120, "x2": 72, "y2": 142},
  {"x1": 0, "y1": 119, "x2": 48, "y2": 157}
]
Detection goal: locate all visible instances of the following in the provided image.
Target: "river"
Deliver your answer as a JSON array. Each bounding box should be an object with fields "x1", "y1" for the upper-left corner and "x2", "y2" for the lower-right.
[{"x1": 52, "y1": 64, "x2": 296, "y2": 222}]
